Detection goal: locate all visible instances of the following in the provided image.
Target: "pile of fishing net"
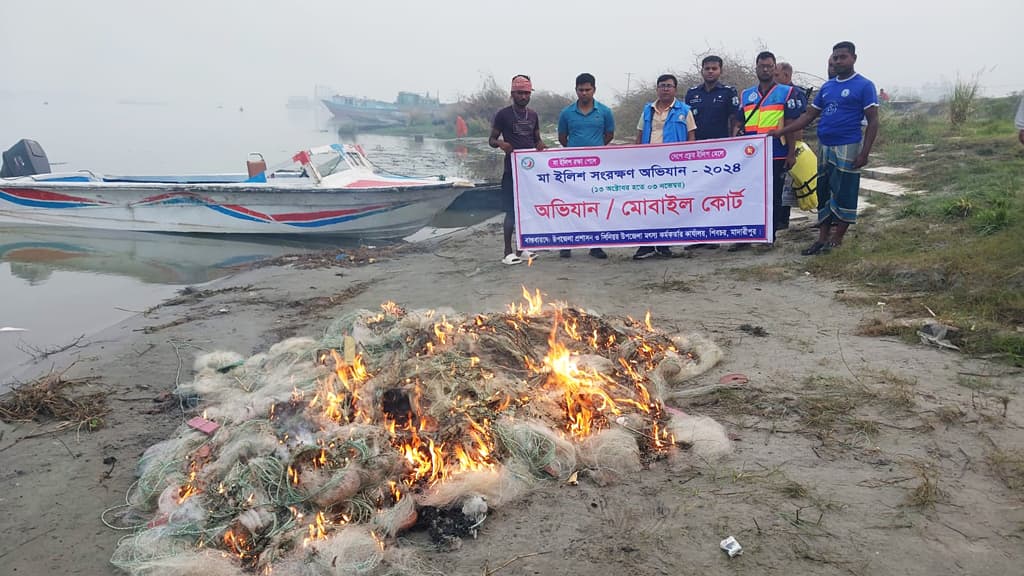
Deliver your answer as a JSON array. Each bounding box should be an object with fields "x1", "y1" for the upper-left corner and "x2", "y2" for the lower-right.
[{"x1": 107, "y1": 290, "x2": 730, "y2": 575}]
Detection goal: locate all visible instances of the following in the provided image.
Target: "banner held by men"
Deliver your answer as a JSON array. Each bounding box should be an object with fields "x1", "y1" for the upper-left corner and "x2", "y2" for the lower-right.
[{"x1": 511, "y1": 135, "x2": 774, "y2": 251}]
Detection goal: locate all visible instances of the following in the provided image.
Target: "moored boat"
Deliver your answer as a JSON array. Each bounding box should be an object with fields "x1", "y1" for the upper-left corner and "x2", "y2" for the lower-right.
[{"x1": 0, "y1": 141, "x2": 472, "y2": 239}]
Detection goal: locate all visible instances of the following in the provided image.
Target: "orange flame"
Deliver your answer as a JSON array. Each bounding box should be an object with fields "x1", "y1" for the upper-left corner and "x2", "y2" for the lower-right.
[
  {"x1": 177, "y1": 461, "x2": 200, "y2": 503},
  {"x1": 644, "y1": 310, "x2": 654, "y2": 332},
  {"x1": 287, "y1": 465, "x2": 300, "y2": 485},
  {"x1": 433, "y1": 316, "x2": 454, "y2": 345},
  {"x1": 223, "y1": 528, "x2": 250, "y2": 558},
  {"x1": 302, "y1": 511, "x2": 328, "y2": 548},
  {"x1": 308, "y1": 350, "x2": 372, "y2": 423},
  {"x1": 538, "y1": 310, "x2": 625, "y2": 439},
  {"x1": 506, "y1": 285, "x2": 545, "y2": 317}
]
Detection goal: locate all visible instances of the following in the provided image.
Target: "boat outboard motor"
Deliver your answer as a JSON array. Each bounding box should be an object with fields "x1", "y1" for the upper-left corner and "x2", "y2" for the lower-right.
[{"x1": 1, "y1": 139, "x2": 51, "y2": 177}]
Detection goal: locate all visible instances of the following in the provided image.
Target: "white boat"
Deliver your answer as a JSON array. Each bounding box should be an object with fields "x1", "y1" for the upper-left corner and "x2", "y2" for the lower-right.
[{"x1": 0, "y1": 142, "x2": 472, "y2": 239}]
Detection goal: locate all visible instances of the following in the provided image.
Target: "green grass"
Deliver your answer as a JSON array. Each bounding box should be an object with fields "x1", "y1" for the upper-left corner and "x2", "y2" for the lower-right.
[{"x1": 806, "y1": 95, "x2": 1024, "y2": 364}]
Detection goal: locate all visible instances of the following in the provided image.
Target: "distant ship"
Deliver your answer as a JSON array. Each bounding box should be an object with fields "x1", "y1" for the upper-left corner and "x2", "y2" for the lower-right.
[{"x1": 321, "y1": 91, "x2": 442, "y2": 129}]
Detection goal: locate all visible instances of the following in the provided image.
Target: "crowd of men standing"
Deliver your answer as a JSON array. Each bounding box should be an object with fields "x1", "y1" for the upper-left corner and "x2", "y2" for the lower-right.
[{"x1": 489, "y1": 42, "x2": 880, "y2": 265}]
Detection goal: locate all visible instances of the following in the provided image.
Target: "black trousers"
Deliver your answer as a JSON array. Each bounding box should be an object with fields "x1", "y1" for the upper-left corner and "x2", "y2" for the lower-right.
[{"x1": 772, "y1": 159, "x2": 790, "y2": 238}]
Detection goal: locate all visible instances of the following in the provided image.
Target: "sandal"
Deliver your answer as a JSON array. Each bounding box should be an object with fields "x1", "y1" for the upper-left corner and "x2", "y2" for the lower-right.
[
  {"x1": 502, "y1": 253, "x2": 523, "y2": 265},
  {"x1": 801, "y1": 242, "x2": 831, "y2": 256}
]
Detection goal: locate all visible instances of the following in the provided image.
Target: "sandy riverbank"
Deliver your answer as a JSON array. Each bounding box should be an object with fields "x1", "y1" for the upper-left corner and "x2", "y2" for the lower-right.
[{"x1": 1, "y1": 220, "x2": 1021, "y2": 575}]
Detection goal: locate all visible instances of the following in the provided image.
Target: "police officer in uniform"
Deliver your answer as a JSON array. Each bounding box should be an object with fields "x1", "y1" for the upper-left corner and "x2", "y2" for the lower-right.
[
  {"x1": 684, "y1": 55, "x2": 741, "y2": 141},
  {"x1": 683, "y1": 55, "x2": 741, "y2": 250}
]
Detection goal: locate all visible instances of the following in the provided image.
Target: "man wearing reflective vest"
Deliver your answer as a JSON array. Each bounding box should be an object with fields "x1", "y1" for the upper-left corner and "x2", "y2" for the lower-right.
[{"x1": 734, "y1": 51, "x2": 805, "y2": 250}]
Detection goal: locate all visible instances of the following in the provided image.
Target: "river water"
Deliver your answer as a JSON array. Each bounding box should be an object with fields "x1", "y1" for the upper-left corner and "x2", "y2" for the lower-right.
[{"x1": 0, "y1": 92, "x2": 502, "y2": 382}]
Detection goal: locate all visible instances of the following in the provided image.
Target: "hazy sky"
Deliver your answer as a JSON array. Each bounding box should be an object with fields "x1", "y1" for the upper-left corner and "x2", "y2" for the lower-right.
[{"x1": 2, "y1": 0, "x2": 1021, "y2": 105}]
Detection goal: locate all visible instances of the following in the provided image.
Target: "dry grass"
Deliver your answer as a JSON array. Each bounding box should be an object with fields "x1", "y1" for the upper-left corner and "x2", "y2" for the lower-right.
[
  {"x1": 906, "y1": 464, "x2": 946, "y2": 507},
  {"x1": 987, "y1": 448, "x2": 1024, "y2": 492},
  {"x1": 857, "y1": 317, "x2": 915, "y2": 338},
  {"x1": 691, "y1": 373, "x2": 918, "y2": 447},
  {"x1": 640, "y1": 279, "x2": 693, "y2": 292},
  {"x1": 0, "y1": 367, "x2": 106, "y2": 426},
  {"x1": 731, "y1": 264, "x2": 796, "y2": 283},
  {"x1": 935, "y1": 404, "x2": 966, "y2": 425}
]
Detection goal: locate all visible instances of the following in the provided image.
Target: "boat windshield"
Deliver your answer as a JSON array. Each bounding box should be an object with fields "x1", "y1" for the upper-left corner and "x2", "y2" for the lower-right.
[{"x1": 316, "y1": 152, "x2": 346, "y2": 177}]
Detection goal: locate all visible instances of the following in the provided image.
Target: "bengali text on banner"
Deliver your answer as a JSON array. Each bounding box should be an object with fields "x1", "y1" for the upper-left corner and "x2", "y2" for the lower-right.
[{"x1": 511, "y1": 135, "x2": 773, "y2": 250}]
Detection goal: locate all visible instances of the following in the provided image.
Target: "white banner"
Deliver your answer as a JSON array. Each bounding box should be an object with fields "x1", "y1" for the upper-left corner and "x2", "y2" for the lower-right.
[{"x1": 511, "y1": 135, "x2": 773, "y2": 250}]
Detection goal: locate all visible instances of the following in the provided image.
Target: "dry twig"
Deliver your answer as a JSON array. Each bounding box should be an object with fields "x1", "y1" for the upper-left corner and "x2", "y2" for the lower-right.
[{"x1": 483, "y1": 551, "x2": 551, "y2": 576}]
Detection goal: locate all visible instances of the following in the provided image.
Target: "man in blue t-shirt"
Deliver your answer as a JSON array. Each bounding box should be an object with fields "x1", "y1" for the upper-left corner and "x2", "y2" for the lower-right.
[
  {"x1": 775, "y1": 41, "x2": 879, "y2": 255},
  {"x1": 557, "y1": 73, "x2": 615, "y2": 259}
]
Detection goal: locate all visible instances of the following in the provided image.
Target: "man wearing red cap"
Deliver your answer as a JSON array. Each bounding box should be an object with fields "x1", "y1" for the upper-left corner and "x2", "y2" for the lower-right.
[{"x1": 490, "y1": 75, "x2": 546, "y2": 265}]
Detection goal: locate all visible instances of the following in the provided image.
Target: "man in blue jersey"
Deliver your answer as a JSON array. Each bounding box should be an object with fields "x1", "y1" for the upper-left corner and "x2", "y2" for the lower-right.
[
  {"x1": 557, "y1": 73, "x2": 615, "y2": 259},
  {"x1": 775, "y1": 41, "x2": 879, "y2": 254}
]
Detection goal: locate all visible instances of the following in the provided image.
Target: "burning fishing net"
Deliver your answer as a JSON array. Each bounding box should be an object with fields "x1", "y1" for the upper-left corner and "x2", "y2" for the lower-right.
[{"x1": 108, "y1": 288, "x2": 727, "y2": 575}]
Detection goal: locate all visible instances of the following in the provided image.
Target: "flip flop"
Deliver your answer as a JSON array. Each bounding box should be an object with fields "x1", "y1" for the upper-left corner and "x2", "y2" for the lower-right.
[
  {"x1": 719, "y1": 373, "x2": 749, "y2": 385},
  {"x1": 502, "y1": 253, "x2": 523, "y2": 265}
]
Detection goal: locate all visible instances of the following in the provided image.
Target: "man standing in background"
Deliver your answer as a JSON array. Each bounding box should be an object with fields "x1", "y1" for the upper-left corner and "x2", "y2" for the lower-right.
[
  {"x1": 489, "y1": 75, "x2": 545, "y2": 265},
  {"x1": 774, "y1": 62, "x2": 809, "y2": 216},
  {"x1": 556, "y1": 73, "x2": 615, "y2": 259},
  {"x1": 1016, "y1": 94, "x2": 1024, "y2": 146}
]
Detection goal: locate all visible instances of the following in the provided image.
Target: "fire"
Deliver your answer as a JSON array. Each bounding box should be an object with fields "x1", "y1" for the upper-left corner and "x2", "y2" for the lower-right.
[
  {"x1": 223, "y1": 528, "x2": 250, "y2": 558},
  {"x1": 287, "y1": 465, "x2": 300, "y2": 485},
  {"x1": 507, "y1": 285, "x2": 545, "y2": 317},
  {"x1": 537, "y1": 310, "x2": 627, "y2": 439},
  {"x1": 644, "y1": 310, "x2": 654, "y2": 332},
  {"x1": 388, "y1": 409, "x2": 496, "y2": 486},
  {"x1": 563, "y1": 316, "x2": 581, "y2": 341},
  {"x1": 302, "y1": 511, "x2": 328, "y2": 548},
  {"x1": 380, "y1": 301, "x2": 404, "y2": 316},
  {"x1": 388, "y1": 480, "x2": 402, "y2": 501},
  {"x1": 433, "y1": 316, "x2": 454, "y2": 345},
  {"x1": 307, "y1": 350, "x2": 372, "y2": 423},
  {"x1": 178, "y1": 461, "x2": 200, "y2": 503}
]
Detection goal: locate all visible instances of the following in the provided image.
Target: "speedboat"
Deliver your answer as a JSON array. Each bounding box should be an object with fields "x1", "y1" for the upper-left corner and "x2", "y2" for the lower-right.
[{"x1": 0, "y1": 140, "x2": 471, "y2": 239}]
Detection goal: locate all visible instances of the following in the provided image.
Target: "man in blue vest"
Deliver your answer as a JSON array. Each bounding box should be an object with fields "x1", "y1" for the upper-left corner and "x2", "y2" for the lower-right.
[
  {"x1": 774, "y1": 41, "x2": 879, "y2": 254},
  {"x1": 732, "y1": 51, "x2": 804, "y2": 251},
  {"x1": 633, "y1": 74, "x2": 696, "y2": 259},
  {"x1": 557, "y1": 73, "x2": 615, "y2": 259}
]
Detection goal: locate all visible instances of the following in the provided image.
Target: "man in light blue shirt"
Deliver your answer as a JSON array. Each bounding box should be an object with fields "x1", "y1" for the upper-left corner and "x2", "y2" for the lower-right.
[{"x1": 556, "y1": 73, "x2": 615, "y2": 259}]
